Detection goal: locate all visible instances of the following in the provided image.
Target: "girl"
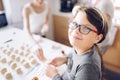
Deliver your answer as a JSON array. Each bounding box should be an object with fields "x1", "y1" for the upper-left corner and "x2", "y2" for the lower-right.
[{"x1": 45, "y1": 6, "x2": 108, "y2": 80}]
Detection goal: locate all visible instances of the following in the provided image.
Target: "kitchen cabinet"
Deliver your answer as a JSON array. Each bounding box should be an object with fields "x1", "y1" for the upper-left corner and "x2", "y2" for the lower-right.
[
  {"x1": 0, "y1": 0, "x2": 4, "y2": 10},
  {"x1": 53, "y1": 15, "x2": 71, "y2": 46}
]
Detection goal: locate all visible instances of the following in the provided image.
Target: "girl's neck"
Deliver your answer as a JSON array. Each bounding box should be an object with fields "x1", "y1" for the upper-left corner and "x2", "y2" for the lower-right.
[
  {"x1": 32, "y1": 0, "x2": 44, "y2": 7},
  {"x1": 31, "y1": 1, "x2": 45, "y2": 13},
  {"x1": 74, "y1": 47, "x2": 92, "y2": 55}
]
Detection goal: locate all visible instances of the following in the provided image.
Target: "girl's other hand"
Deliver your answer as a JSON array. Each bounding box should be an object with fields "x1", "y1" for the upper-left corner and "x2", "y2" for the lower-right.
[{"x1": 45, "y1": 65, "x2": 58, "y2": 78}]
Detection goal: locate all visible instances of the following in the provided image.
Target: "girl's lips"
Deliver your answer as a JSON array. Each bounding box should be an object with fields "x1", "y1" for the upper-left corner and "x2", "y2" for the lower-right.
[{"x1": 72, "y1": 35, "x2": 82, "y2": 40}]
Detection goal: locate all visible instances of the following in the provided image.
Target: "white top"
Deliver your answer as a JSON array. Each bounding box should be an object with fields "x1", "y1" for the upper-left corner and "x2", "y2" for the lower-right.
[
  {"x1": 24, "y1": 1, "x2": 48, "y2": 34},
  {"x1": 95, "y1": 0, "x2": 114, "y2": 28}
]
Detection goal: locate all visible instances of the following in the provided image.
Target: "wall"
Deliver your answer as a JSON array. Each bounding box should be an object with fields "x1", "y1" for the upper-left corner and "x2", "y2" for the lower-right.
[{"x1": 2, "y1": 0, "x2": 32, "y2": 25}]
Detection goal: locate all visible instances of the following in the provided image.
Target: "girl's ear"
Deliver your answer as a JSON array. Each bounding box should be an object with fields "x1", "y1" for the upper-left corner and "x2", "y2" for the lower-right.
[{"x1": 95, "y1": 34, "x2": 103, "y2": 43}]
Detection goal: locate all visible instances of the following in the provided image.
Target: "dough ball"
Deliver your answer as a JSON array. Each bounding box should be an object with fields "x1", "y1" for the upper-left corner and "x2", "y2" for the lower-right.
[
  {"x1": 1, "y1": 68, "x2": 7, "y2": 74},
  {"x1": 5, "y1": 72, "x2": 13, "y2": 79},
  {"x1": 16, "y1": 67, "x2": 23, "y2": 74}
]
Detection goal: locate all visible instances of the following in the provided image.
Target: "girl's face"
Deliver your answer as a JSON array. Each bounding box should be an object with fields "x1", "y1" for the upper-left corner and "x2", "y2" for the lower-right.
[{"x1": 68, "y1": 11, "x2": 102, "y2": 52}]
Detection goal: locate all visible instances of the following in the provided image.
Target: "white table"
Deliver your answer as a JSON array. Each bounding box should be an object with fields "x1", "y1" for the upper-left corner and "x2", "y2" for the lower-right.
[{"x1": 0, "y1": 27, "x2": 71, "y2": 80}]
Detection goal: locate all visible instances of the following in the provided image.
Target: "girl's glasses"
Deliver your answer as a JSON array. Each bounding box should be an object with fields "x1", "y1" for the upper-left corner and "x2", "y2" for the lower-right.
[{"x1": 69, "y1": 22, "x2": 98, "y2": 35}]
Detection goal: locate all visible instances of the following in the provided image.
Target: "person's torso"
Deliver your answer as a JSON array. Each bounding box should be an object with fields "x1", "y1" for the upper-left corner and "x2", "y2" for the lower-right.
[{"x1": 28, "y1": 1, "x2": 48, "y2": 34}]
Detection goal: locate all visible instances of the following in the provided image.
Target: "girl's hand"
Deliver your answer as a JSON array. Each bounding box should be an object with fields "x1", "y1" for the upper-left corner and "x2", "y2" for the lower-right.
[
  {"x1": 50, "y1": 56, "x2": 67, "y2": 67},
  {"x1": 41, "y1": 24, "x2": 49, "y2": 35},
  {"x1": 45, "y1": 65, "x2": 58, "y2": 78}
]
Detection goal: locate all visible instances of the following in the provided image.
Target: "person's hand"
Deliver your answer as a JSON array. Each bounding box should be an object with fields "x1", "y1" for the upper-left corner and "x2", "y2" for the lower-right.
[
  {"x1": 41, "y1": 24, "x2": 49, "y2": 35},
  {"x1": 35, "y1": 47, "x2": 46, "y2": 62},
  {"x1": 45, "y1": 65, "x2": 58, "y2": 78},
  {"x1": 50, "y1": 56, "x2": 67, "y2": 67}
]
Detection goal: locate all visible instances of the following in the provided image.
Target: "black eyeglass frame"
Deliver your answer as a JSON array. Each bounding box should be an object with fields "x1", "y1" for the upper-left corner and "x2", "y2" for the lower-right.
[{"x1": 69, "y1": 22, "x2": 98, "y2": 35}]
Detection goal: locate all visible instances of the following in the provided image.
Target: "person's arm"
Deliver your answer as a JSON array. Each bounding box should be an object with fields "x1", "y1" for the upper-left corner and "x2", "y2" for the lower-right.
[
  {"x1": 75, "y1": 64, "x2": 101, "y2": 80},
  {"x1": 46, "y1": 65, "x2": 63, "y2": 80},
  {"x1": 23, "y1": 6, "x2": 46, "y2": 61},
  {"x1": 45, "y1": 4, "x2": 50, "y2": 25},
  {"x1": 41, "y1": 3, "x2": 50, "y2": 36},
  {"x1": 23, "y1": 6, "x2": 38, "y2": 44},
  {"x1": 23, "y1": 6, "x2": 31, "y2": 36},
  {"x1": 45, "y1": 56, "x2": 68, "y2": 80}
]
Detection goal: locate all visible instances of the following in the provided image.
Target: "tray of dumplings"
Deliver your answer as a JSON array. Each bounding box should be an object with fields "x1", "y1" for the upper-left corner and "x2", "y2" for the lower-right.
[{"x1": 0, "y1": 42, "x2": 44, "y2": 80}]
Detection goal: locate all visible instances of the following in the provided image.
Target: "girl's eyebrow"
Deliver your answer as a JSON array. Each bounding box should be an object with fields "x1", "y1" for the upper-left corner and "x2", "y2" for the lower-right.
[
  {"x1": 73, "y1": 22, "x2": 92, "y2": 28},
  {"x1": 72, "y1": 19, "x2": 95, "y2": 29}
]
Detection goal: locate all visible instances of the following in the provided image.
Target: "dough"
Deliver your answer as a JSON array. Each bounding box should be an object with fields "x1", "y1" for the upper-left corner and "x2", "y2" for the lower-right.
[
  {"x1": 16, "y1": 67, "x2": 23, "y2": 74},
  {"x1": 10, "y1": 47, "x2": 14, "y2": 51},
  {"x1": 1, "y1": 58, "x2": 6, "y2": 63},
  {"x1": 5, "y1": 72, "x2": 13, "y2": 79},
  {"x1": 1, "y1": 68, "x2": 7, "y2": 74},
  {"x1": 33, "y1": 76, "x2": 39, "y2": 80},
  {"x1": 11, "y1": 63, "x2": 17, "y2": 69},
  {"x1": 24, "y1": 62, "x2": 30, "y2": 68},
  {"x1": 20, "y1": 51, "x2": 24, "y2": 56},
  {"x1": 16, "y1": 56, "x2": 20, "y2": 62},
  {"x1": 8, "y1": 60, "x2": 13, "y2": 65},
  {"x1": 31, "y1": 59, "x2": 37, "y2": 65},
  {"x1": 11, "y1": 54, "x2": 16, "y2": 60}
]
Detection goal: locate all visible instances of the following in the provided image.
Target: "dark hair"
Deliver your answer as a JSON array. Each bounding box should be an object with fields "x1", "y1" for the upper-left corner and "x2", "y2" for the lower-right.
[{"x1": 74, "y1": 7, "x2": 108, "y2": 43}]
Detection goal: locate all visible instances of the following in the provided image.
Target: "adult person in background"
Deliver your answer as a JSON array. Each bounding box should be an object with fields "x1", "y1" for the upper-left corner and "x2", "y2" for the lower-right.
[
  {"x1": 45, "y1": 6, "x2": 108, "y2": 80},
  {"x1": 22, "y1": 0, "x2": 50, "y2": 45},
  {"x1": 93, "y1": 0, "x2": 114, "y2": 31},
  {"x1": 75, "y1": 0, "x2": 89, "y2": 6},
  {"x1": 92, "y1": 0, "x2": 117, "y2": 53}
]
